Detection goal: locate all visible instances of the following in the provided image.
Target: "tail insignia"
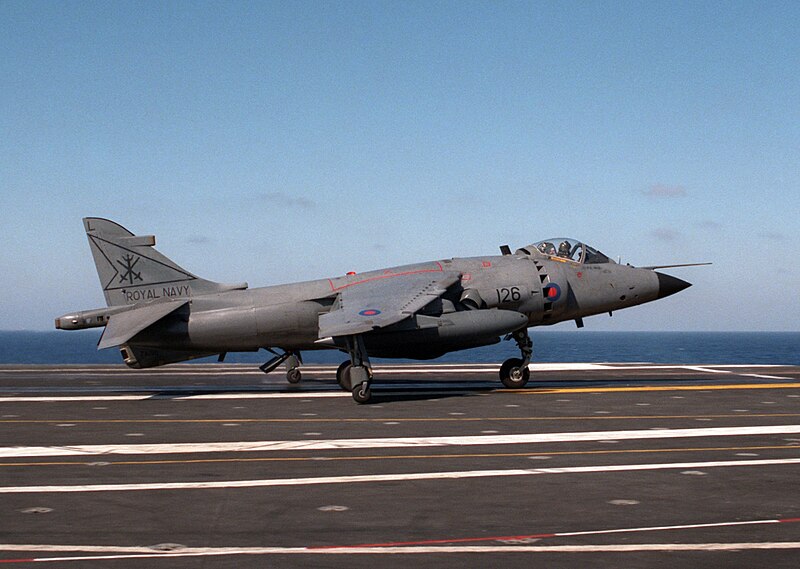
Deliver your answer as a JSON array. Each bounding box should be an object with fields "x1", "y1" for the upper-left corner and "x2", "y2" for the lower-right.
[{"x1": 117, "y1": 254, "x2": 143, "y2": 285}]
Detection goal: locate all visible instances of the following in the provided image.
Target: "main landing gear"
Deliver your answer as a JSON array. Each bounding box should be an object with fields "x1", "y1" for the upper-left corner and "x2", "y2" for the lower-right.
[
  {"x1": 340, "y1": 335, "x2": 374, "y2": 404},
  {"x1": 500, "y1": 328, "x2": 532, "y2": 389},
  {"x1": 336, "y1": 360, "x2": 374, "y2": 395},
  {"x1": 259, "y1": 349, "x2": 303, "y2": 384}
]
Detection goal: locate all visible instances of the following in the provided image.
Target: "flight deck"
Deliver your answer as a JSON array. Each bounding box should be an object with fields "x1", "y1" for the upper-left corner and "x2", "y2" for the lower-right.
[{"x1": 1, "y1": 362, "x2": 800, "y2": 568}]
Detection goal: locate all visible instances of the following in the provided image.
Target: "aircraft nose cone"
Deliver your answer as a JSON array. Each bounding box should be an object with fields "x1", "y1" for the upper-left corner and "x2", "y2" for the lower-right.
[{"x1": 656, "y1": 272, "x2": 691, "y2": 299}]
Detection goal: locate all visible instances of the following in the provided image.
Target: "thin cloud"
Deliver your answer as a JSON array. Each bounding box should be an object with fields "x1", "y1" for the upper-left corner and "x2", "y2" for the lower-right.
[
  {"x1": 187, "y1": 235, "x2": 211, "y2": 244},
  {"x1": 650, "y1": 227, "x2": 681, "y2": 241},
  {"x1": 698, "y1": 220, "x2": 721, "y2": 230},
  {"x1": 259, "y1": 192, "x2": 316, "y2": 210},
  {"x1": 759, "y1": 231, "x2": 785, "y2": 241},
  {"x1": 642, "y1": 184, "x2": 687, "y2": 198}
]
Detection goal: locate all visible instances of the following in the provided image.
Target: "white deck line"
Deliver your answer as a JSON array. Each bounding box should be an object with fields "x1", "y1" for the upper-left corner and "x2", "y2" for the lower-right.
[
  {"x1": 3, "y1": 424, "x2": 800, "y2": 459},
  {"x1": 1, "y1": 457, "x2": 800, "y2": 494}
]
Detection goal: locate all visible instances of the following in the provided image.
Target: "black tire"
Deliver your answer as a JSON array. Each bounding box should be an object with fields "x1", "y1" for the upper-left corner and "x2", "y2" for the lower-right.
[
  {"x1": 500, "y1": 357, "x2": 530, "y2": 388},
  {"x1": 286, "y1": 368, "x2": 302, "y2": 384},
  {"x1": 352, "y1": 383, "x2": 371, "y2": 404},
  {"x1": 336, "y1": 361, "x2": 352, "y2": 391}
]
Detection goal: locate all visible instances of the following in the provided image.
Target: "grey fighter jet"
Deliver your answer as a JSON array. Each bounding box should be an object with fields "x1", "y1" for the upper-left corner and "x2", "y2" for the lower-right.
[{"x1": 56, "y1": 219, "x2": 705, "y2": 403}]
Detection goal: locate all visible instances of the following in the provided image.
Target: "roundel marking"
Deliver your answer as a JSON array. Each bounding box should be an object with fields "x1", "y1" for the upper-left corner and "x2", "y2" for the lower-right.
[
  {"x1": 543, "y1": 283, "x2": 561, "y2": 301},
  {"x1": 359, "y1": 309, "x2": 382, "y2": 317}
]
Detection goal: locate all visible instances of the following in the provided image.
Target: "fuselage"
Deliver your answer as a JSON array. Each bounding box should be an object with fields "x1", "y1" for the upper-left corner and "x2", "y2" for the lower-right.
[{"x1": 126, "y1": 250, "x2": 664, "y2": 359}]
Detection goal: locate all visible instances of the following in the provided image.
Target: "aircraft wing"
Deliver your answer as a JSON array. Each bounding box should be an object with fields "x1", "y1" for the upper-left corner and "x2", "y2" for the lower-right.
[
  {"x1": 318, "y1": 271, "x2": 461, "y2": 338},
  {"x1": 97, "y1": 300, "x2": 189, "y2": 350}
]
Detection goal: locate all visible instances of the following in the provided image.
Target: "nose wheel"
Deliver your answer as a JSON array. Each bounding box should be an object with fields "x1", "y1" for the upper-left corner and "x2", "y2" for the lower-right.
[
  {"x1": 500, "y1": 328, "x2": 532, "y2": 388},
  {"x1": 500, "y1": 357, "x2": 530, "y2": 388}
]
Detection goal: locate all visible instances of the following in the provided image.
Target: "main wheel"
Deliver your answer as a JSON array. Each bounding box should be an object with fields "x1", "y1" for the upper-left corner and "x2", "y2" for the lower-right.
[
  {"x1": 500, "y1": 357, "x2": 530, "y2": 388},
  {"x1": 352, "y1": 383, "x2": 372, "y2": 404},
  {"x1": 336, "y1": 361, "x2": 352, "y2": 391},
  {"x1": 286, "y1": 368, "x2": 302, "y2": 384}
]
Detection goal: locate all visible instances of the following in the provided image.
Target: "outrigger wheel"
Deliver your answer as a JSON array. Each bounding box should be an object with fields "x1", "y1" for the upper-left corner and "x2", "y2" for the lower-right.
[
  {"x1": 285, "y1": 352, "x2": 303, "y2": 384},
  {"x1": 286, "y1": 368, "x2": 302, "y2": 384}
]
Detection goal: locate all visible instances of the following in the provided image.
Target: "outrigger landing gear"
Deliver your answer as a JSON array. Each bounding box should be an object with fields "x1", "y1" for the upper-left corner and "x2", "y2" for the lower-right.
[
  {"x1": 344, "y1": 335, "x2": 374, "y2": 404},
  {"x1": 285, "y1": 352, "x2": 302, "y2": 384},
  {"x1": 500, "y1": 328, "x2": 532, "y2": 389},
  {"x1": 259, "y1": 349, "x2": 303, "y2": 384}
]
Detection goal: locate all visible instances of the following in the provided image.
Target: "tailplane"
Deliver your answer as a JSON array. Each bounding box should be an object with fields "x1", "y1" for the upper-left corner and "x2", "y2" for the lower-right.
[{"x1": 83, "y1": 217, "x2": 247, "y2": 307}]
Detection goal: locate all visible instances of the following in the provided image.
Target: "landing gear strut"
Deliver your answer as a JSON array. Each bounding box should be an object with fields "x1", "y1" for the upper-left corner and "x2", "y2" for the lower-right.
[
  {"x1": 344, "y1": 335, "x2": 373, "y2": 404},
  {"x1": 259, "y1": 349, "x2": 303, "y2": 384},
  {"x1": 500, "y1": 328, "x2": 532, "y2": 389}
]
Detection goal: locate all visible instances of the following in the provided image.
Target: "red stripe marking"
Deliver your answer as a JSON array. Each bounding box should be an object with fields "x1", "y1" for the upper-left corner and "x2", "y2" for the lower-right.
[
  {"x1": 310, "y1": 517, "x2": 800, "y2": 550},
  {"x1": 6, "y1": 518, "x2": 798, "y2": 560},
  {"x1": 328, "y1": 262, "x2": 444, "y2": 292}
]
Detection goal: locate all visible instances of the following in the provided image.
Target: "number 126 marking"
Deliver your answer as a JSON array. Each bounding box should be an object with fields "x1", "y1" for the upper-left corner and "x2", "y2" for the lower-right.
[{"x1": 496, "y1": 286, "x2": 521, "y2": 303}]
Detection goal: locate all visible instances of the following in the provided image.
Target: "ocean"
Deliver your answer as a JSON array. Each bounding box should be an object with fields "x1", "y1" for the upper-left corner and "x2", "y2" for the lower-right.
[{"x1": 1, "y1": 331, "x2": 798, "y2": 366}]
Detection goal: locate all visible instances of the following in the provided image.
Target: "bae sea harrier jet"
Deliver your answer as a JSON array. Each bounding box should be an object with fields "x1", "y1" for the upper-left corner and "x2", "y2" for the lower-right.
[{"x1": 56, "y1": 218, "x2": 706, "y2": 403}]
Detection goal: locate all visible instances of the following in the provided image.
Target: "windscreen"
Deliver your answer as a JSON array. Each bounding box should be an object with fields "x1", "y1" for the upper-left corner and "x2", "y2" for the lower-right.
[{"x1": 525, "y1": 239, "x2": 612, "y2": 264}]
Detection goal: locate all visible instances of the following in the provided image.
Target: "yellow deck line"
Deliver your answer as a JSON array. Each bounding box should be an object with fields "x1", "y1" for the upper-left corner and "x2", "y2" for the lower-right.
[{"x1": 514, "y1": 383, "x2": 800, "y2": 394}]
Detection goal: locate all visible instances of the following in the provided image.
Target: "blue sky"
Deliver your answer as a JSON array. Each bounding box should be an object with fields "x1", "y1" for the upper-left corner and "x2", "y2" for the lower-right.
[{"x1": 2, "y1": 1, "x2": 798, "y2": 331}]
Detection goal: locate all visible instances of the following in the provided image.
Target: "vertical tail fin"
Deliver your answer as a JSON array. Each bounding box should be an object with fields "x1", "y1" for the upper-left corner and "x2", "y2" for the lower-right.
[{"x1": 83, "y1": 217, "x2": 247, "y2": 307}]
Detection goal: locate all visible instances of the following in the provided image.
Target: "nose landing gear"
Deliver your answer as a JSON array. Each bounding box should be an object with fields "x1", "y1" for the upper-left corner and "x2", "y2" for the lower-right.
[{"x1": 500, "y1": 328, "x2": 532, "y2": 388}]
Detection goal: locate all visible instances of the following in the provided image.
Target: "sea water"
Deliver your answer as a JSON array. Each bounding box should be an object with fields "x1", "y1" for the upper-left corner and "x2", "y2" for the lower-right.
[{"x1": 1, "y1": 331, "x2": 797, "y2": 366}]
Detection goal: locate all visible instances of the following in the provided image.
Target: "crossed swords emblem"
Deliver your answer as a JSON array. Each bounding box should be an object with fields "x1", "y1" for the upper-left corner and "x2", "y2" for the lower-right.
[{"x1": 117, "y1": 254, "x2": 143, "y2": 285}]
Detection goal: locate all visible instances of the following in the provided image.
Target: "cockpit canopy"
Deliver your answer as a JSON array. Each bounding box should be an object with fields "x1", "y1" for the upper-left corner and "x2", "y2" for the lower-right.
[{"x1": 516, "y1": 238, "x2": 612, "y2": 264}]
